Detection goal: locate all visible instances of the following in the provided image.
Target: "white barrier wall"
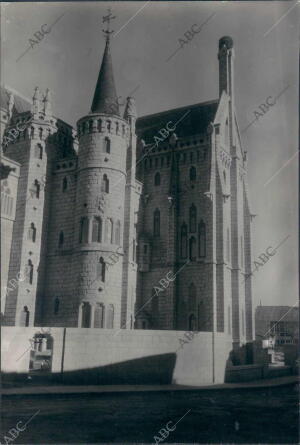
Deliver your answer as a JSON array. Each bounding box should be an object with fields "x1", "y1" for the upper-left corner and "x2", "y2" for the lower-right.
[{"x1": 1, "y1": 327, "x2": 232, "y2": 386}]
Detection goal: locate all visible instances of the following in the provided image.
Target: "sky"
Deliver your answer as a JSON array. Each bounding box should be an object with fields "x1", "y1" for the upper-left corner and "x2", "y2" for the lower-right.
[{"x1": 1, "y1": 1, "x2": 299, "y2": 310}]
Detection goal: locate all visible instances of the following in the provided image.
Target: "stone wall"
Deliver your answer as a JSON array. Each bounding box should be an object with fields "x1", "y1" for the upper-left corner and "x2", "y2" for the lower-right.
[{"x1": 1, "y1": 327, "x2": 232, "y2": 386}]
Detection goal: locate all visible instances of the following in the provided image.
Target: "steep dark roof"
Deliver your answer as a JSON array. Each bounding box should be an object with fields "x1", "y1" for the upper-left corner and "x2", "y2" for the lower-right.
[
  {"x1": 91, "y1": 38, "x2": 120, "y2": 116},
  {"x1": 255, "y1": 306, "x2": 299, "y2": 322},
  {"x1": 136, "y1": 100, "x2": 219, "y2": 144},
  {"x1": 0, "y1": 85, "x2": 31, "y2": 114}
]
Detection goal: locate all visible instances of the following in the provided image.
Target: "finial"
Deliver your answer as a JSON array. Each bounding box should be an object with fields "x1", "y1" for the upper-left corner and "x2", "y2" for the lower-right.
[{"x1": 102, "y1": 8, "x2": 116, "y2": 42}]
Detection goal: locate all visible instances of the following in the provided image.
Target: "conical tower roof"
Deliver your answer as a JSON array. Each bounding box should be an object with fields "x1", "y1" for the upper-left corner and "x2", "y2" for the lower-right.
[{"x1": 91, "y1": 36, "x2": 119, "y2": 116}]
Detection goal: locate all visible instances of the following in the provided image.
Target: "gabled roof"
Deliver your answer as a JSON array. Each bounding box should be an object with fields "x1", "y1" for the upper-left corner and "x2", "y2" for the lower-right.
[
  {"x1": 136, "y1": 100, "x2": 219, "y2": 143},
  {"x1": 255, "y1": 306, "x2": 299, "y2": 322},
  {"x1": 0, "y1": 85, "x2": 31, "y2": 114}
]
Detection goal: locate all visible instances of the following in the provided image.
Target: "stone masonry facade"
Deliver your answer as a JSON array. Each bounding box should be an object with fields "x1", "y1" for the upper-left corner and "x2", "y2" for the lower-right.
[{"x1": 1, "y1": 35, "x2": 254, "y2": 349}]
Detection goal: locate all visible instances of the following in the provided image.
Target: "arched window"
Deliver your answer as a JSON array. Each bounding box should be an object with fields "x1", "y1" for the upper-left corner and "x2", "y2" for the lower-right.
[
  {"x1": 81, "y1": 302, "x2": 91, "y2": 328},
  {"x1": 115, "y1": 220, "x2": 121, "y2": 245},
  {"x1": 101, "y1": 174, "x2": 109, "y2": 193},
  {"x1": 104, "y1": 137, "x2": 111, "y2": 153},
  {"x1": 89, "y1": 120, "x2": 93, "y2": 133},
  {"x1": 94, "y1": 303, "x2": 105, "y2": 328},
  {"x1": 153, "y1": 209, "x2": 160, "y2": 237},
  {"x1": 189, "y1": 204, "x2": 197, "y2": 233},
  {"x1": 27, "y1": 260, "x2": 34, "y2": 284},
  {"x1": 62, "y1": 177, "x2": 68, "y2": 192},
  {"x1": 79, "y1": 217, "x2": 89, "y2": 243},
  {"x1": 226, "y1": 228, "x2": 230, "y2": 262},
  {"x1": 188, "y1": 314, "x2": 197, "y2": 331},
  {"x1": 34, "y1": 144, "x2": 43, "y2": 159},
  {"x1": 189, "y1": 236, "x2": 196, "y2": 261},
  {"x1": 30, "y1": 127, "x2": 34, "y2": 138},
  {"x1": 58, "y1": 231, "x2": 64, "y2": 247},
  {"x1": 106, "y1": 304, "x2": 114, "y2": 329},
  {"x1": 92, "y1": 217, "x2": 102, "y2": 242},
  {"x1": 180, "y1": 223, "x2": 188, "y2": 259},
  {"x1": 154, "y1": 172, "x2": 160, "y2": 186},
  {"x1": 97, "y1": 257, "x2": 106, "y2": 282},
  {"x1": 198, "y1": 221, "x2": 206, "y2": 257},
  {"x1": 188, "y1": 283, "x2": 197, "y2": 311},
  {"x1": 97, "y1": 119, "x2": 102, "y2": 131},
  {"x1": 39, "y1": 128, "x2": 43, "y2": 140},
  {"x1": 190, "y1": 166, "x2": 196, "y2": 181},
  {"x1": 54, "y1": 297, "x2": 60, "y2": 315},
  {"x1": 105, "y1": 219, "x2": 113, "y2": 243},
  {"x1": 33, "y1": 180, "x2": 40, "y2": 198},
  {"x1": 20, "y1": 306, "x2": 30, "y2": 327},
  {"x1": 116, "y1": 122, "x2": 119, "y2": 134},
  {"x1": 28, "y1": 223, "x2": 36, "y2": 242}
]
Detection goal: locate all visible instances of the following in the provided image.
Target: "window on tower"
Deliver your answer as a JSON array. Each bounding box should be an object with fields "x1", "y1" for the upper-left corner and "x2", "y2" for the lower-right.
[
  {"x1": 115, "y1": 220, "x2": 121, "y2": 245},
  {"x1": 62, "y1": 177, "x2": 68, "y2": 192},
  {"x1": 79, "y1": 217, "x2": 89, "y2": 243},
  {"x1": 198, "y1": 221, "x2": 206, "y2": 257},
  {"x1": 189, "y1": 204, "x2": 197, "y2": 233},
  {"x1": 94, "y1": 303, "x2": 105, "y2": 328},
  {"x1": 106, "y1": 304, "x2": 114, "y2": 329},
  {"x1": 154, "y1": 172, "x2": 160, "y2": 186},
  {"x1": 180, "y1": 223, "x2": 188, "y2": 259},
  {"x1": 189, "y1": 236, "x2": 196, "y2": 261},
  {"x1": 81, "y1": 302, "x2": 91, "y2": 328},
  {"x1": 28, "y1": 223, "x2": 36, "y2": 242},
  {"x1": 92, "y1": 217, "x2": 102, "y2": 243},
  {"x1": 101, "y1": 174, "x2": 109, "y2": 193},
  {"x1": 190, "y1": 166, "x2": 197, "y2": 181},
  {"x1": 33, "y1": 180, "x2": 40, "y2": 199},
  {"x1": 105, "y1": 218, "x2": 113, "y2": 243},
  {"x1": 104, "y1": 137, "x2": 111, "y2": 154},
  {"x1": 98, "y1": 257, "x2": 106, "y2": 282},
  {"x1": 34, "y1": 144, "x2": 43, "y2": 159},
  {"x1": 58, "y1": 231, "x2": 64, "y2": 247},
  {"x1": 27, "y1": 260, "x2": 34, "y2": 285},
  {"x1": 153, "y1": 209, "x2": 160, "y2": 237}
]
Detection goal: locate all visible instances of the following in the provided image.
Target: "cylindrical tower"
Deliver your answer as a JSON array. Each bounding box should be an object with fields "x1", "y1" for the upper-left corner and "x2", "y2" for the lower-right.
[{"x1": 73, "y1": 31, "x2": 130, "y2": 329}]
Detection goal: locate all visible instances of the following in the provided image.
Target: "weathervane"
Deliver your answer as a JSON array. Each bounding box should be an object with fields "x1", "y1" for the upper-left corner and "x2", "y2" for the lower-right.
[{"x1": 102, "y1": 8, "x2": 116, "y2": 41}]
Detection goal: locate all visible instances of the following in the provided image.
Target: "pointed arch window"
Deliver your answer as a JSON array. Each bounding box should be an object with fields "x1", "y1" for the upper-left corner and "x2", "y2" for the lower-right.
[
  {"x1": 97, "y1": 257, "x2": 106, "y2": 282},
  {"x1": 34, "y1": 144, "x2": 43, "y2": 159},
  {"x1": 92, "y1": 217, "x2": 102, "y2": 243},
  {"x1": 189, "y1": 204, "x2": 197, "y2": 233},
  {"x1": 62, "y1": 177, "x2": 68, "y2": 192},
  {"x1": 27, "y1": 260, "x2": 34, "y2": 285},
  {"x1": 198, "y1": 221, "x2": 206, "y2": 258},
  {"x1": 105, "y1": 218, "x2": 113, "y2": 243},
  {"x1": 79, "y1": 217, "x2": 89, "y2": 243},
  {"x1": 54, "y1": 297, "x2": 60, "y2": 315},
  {"x1": 115, "y1": 220, "x2": 121, "y2": 245},
  {"x1": 180, "y1": 223, "x2": 188, "y2": 259},
  {"x1": 81, "y1": 302, "x2": 91, "y2": 328},
  {"x1": 101, "y1": 174, "x2": 109, "y2": 193},
  {"x1": 104, "y1": 137, "x2": 111, "y2": 154},
  {"x1": 28, "y1": 223, "x2": 36, "y2": 242},
  {"x1": 190, "y1": 166, "x2": 197, "y2": 181},
  {"x1": 153, "y1": 209, "x2": 160, "y2": 237},
  {"x1": 106, "y1": 304, "x2": 114, "y2": 329},
  {"x1": 33, "y1": 180, "x2": 40, "y2": 199},
  {"x1": 189, "y1": 236, "x2": 196, "y2": 261},
  {"x1": 154, "y1": 172, "x2": 160, "y2": 186},
  {"x1": 58, "y1": 231, "x2": 64, "y2": 247},
  {"x1": 94, "y1": 303, "x2": 105, "y2": 328}
]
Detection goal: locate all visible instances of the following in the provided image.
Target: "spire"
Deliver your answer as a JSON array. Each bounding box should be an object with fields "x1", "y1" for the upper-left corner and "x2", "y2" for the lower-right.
[{"x1": 91, "y1": 9, "x2": 119, "y2": 116}]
